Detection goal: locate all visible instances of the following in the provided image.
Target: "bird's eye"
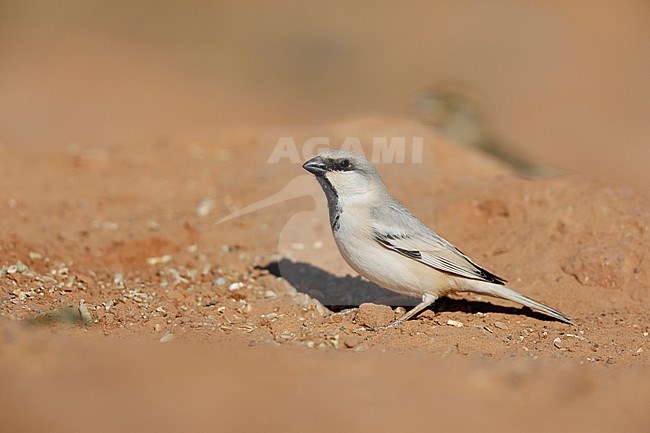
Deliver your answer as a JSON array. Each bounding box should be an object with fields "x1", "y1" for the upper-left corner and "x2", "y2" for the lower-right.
[{"x1": 338, "y1": 159, "x2": 350, "y2": 170}]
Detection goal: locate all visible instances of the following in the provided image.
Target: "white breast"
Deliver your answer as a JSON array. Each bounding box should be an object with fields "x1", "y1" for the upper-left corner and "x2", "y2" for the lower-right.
[{"x1": 331, "y1": 203, "x2": 453, "y2": 298}]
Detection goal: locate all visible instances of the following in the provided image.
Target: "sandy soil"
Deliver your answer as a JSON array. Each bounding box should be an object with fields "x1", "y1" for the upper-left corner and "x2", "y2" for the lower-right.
[{"x1": 1, "y1": 118, "x2": 648, "y2": 432}]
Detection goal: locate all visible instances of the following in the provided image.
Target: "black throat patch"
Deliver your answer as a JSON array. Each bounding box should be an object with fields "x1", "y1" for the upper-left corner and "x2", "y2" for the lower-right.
[{"x1": 316, "y1": 175, "x2": 342, "y2": 231}]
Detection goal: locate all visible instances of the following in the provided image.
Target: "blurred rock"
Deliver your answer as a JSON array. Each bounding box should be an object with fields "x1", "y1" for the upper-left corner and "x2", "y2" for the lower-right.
[{"x1": 355, "y1": 303, "x2": 395, "y2": 328}]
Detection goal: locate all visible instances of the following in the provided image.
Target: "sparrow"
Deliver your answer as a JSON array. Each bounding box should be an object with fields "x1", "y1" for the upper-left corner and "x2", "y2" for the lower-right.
[{"x1": 302, "y1": 150, "x2": 572, "y2": 327}]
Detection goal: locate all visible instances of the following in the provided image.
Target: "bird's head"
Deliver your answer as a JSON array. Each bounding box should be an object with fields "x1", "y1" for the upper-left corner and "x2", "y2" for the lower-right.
[{"x1": 302, "y1": 150, "x2": 386, "y2": 200}]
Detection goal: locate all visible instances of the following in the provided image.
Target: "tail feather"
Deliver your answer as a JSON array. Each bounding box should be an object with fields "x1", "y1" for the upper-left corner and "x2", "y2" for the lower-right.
[{"x1": 470, "y1": 283, "x2": 573, "y2": 325}]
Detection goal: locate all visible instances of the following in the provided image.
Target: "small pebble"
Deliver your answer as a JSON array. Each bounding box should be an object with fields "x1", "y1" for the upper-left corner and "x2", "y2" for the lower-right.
[
  {"x1": 94, "y1": 221, "x2": 119, "y2": 230},
  {"x1": 145, "y1": 220, "x2": 160, "y2": 231},
  {"x1": 213, "y1": 277, "x2": 227, "y2": 286},
  {"x1": 327, "y1": 335, "x2": 340, "y2": 350},
  {"x1": 160, "y1": 333, "x2": 175, "y2": 343},
  {"x1": 356, "y1": 303, "x2": 395, "y2": 328},
  {"x1": 342, "y1": 336, "x2": 363, "y2": 348},
  {"x1": 78, "y1": 300, "x2": 93, "y2": 324},
  {"x1": 446, "y1": 319, "x2": 464, "y2": 327},
  {"x1": 494, "y1": 321, "x2": 509, "y2": 330},
  {"x1": 146, "y1": 255, "x2": 173, "y2": 265},
  {"x1": 553, "y1": 337, "x2": 562, "y2": 349},
  {"x1": 228, "y1": 282, "x2": 244, "y2": 291},
  {"x1": 196, "y1": 197, "x2": 215, "y2": 217},
  {"x1": 478, "y1": 325, "x2": 493, "y2": 333}
]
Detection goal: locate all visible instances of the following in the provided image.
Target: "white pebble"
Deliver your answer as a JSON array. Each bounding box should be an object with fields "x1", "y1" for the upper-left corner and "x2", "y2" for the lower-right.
[
  {"x1": 228, "y1": 282, "x2": 244, "y2": 291},
  {"x1": 196, "y1": 198, "x2": 215, "y2": 217},
  {"x1": 146, "y1": 255, "x2": 173, "y2": 265},
  {"x1": 78, "y1": 300, "x2": 93, "y2": 324},
  {"x1": 160, "y1": 333, "x2": 175, "y2": 343}
]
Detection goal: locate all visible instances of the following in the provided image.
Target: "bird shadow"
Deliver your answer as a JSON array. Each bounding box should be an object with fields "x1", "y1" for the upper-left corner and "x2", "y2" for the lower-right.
[{"x1": 260, "y1": 259, "x2": 558, "y2": 322}]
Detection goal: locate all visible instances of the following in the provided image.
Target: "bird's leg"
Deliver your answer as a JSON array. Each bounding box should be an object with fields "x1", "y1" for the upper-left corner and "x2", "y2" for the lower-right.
[{"x1": 378, "y1": 294, "x2": 437, "y2": 330}]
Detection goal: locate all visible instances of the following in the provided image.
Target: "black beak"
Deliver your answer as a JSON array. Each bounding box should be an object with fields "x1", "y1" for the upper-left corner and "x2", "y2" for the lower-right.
[{"x1": 302, "y1": 156, "x2": 328, "y2": 176}]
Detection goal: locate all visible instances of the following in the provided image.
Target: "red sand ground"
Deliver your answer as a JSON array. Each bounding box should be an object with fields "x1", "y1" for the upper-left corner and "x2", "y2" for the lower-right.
[{"x1": 1, "y1": 119, "x2": 648, "y2": 432}]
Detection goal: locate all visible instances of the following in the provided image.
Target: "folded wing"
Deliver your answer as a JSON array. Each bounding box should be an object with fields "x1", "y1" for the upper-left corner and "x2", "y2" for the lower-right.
[{"x1": 374, "y1": 230, "x2": 507, "y2": 285}]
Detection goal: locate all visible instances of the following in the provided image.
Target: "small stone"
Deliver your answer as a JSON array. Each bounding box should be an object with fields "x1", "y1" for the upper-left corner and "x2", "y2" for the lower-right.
[
  {"x1": 553, "y1": 337, "x2": 562, "y2": 349},
  {"x1": 446, "y1": 319, "x2": 464, "y2": 327},
  {"x1": 393, "y1": 306, "x2": 406, "y2": 315},
  {"x1": 493, "y1": 321, "x2": 509, "y2": 330},
  {"x1": 196, "y1": 197, "x2": 215, "y2": 217},
  {"x1": 78, "y1": 300, "x2": 93, "y2": 324},
  {"x1": 355, "y1": 303, "x2": 395, "y2": 328},
  {"x1": 93, "y1": 221, "x2": 119, "y2": 230},
  {"x1": 637, "y1": 347, "x2": 643, "y2": 354},
  {"x1": 477, "y1": 325, "x2": 493, "y2": 333},
  {"x1": 28, "y1": 252, "x2": 42, "y2": 260},
  {"x1": 277, "y1": 333, "x2": 292, "y2": 341},
  {"x1": 145, "y1": 220, "x2": 160, "y2": 231},
  {"x1": 342, "y1": 335, "x2": 363, "y2": 348},
  {"x1": 160, "y1": 333, "x2": 175, "y2": 343},
  {"x1": 146, "y1": 255, "x2": 173, "y2": 265},
  {"x1": 327, "y1": 334, "x2": 340, "y2": 350},
  {"x1": 264, "y1": 290, "x2": 277, "y2": 299},
  {"x1": 213, "y1": 277, "x2": 227, "y2": 286},
  {"x1": 228, "y1": 282, "x2": 244, "y2": 291}
]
